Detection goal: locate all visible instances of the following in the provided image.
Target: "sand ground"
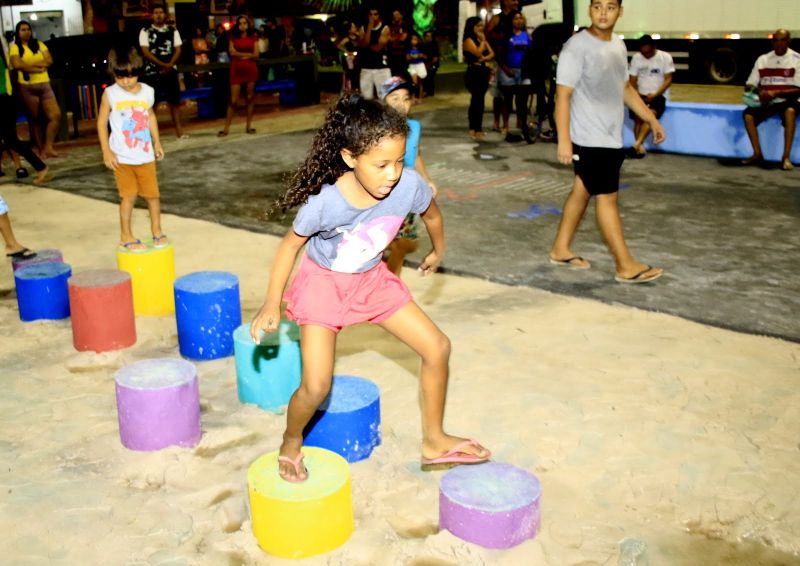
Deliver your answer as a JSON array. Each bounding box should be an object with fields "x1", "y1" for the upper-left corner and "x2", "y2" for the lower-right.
[{"x1": 1, "y1": 182, "x2": 799, "y2": 566}]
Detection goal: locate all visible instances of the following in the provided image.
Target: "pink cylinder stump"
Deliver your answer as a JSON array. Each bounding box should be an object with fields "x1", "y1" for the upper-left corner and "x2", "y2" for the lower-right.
[
  {"x1": 11, "y1": 248, "x2": 63, "y2": 272},
  {"x1": 439, "y1": 462, "x2": 541, "y2": 549},
  {"x1": 114, "y1": 358, "x2": 201, "y2": 451},
  {"x1": 69, "y1": 269, "x2": 136, "y2": 352}
]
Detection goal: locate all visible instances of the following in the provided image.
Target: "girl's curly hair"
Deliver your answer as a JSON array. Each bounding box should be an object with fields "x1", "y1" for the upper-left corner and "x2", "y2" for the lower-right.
[{"x1": 267, "y1": 93, "x2": 409, "y2": 217}]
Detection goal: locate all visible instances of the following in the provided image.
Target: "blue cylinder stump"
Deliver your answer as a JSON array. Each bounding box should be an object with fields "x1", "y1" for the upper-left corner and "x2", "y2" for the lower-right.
[
  {"x1": 174, "y1": 271, "x2": 242, "y2": 360},
  {"x1": 14, "y1": 262, "x2": 72, "y2": 321},
  {"x1": 234, "y1": 321, "x2": 301, "y2": 412},
  {"x1": 303, "y1": 375, "x2": 381, "y2": 463},
  {"x1": 439, "y1": 462, "x2": 542, "y2": 549}
]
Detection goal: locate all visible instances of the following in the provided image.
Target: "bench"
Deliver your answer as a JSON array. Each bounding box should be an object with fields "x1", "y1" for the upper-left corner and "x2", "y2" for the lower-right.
[
  {"x1": 179, "y1": 86, "x2": 215, "y2": 118},
  {"x1": 623, "y1": 101, "x2": 800, "y2": 163},
  {"x1": 254, "y1": 79, "x2": 298, "y2": 106}
]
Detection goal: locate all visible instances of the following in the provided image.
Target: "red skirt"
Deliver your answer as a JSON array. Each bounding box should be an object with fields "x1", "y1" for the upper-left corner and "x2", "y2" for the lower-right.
[{"x1": 230, "y1": 58, "x2": 258, "y2": 85}]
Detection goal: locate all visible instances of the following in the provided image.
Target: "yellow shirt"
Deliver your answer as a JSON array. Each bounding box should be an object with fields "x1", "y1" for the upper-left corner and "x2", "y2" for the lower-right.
[{"x1": 9, "y1": 41, "x2": 50, "y2": 84}]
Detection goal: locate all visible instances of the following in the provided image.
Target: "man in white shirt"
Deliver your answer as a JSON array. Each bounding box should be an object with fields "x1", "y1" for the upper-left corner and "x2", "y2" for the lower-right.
[
  {"x1": 628, "y1": 34, "x2": 674, "y2": 158},
  {"x1": 742, "y1": 29, "x2": 800, "y2": 171},
  {"x1": 139, "y1": 3, "x2": 186, "y2": 138}
]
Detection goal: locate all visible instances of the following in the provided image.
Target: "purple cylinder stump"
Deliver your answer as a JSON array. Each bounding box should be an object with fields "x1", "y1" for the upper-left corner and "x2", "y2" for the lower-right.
[
  {"x1": 114, "y1": 358, "x2": 201, "y2": 451},
  {"x1": 12, "y1": 248, "x2": 63, "y2": 272},
  {"x1": 439, "y1": 462, "x2": 541, "y2": 549}
]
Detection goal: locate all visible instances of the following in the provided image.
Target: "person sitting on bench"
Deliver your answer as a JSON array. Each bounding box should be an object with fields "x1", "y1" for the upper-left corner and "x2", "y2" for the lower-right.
[{"x1": 742, "y1": 29, "x2": 800, "y2": 171}]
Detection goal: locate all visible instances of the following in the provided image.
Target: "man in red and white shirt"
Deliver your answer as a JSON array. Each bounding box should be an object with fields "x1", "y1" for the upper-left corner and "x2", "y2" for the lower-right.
[{"x1": 742, "y1": 29, "x2": 800, "y2": 171}]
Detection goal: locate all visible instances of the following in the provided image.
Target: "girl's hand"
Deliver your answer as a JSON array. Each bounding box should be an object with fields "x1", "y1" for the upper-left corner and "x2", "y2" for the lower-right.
[
  {"x1": 557, "y1": 139, "x2": 573, "y2": 165},
  {"x1": 102, "y1": 151, "x2": 119, "y2": 171},
  {"x1": 250, "y1": 304, "x2": 281, "y2": 343},
  {"x1": 154, "y1": 144, "x2": 165, "y2": 161},
  {"x1": 418, "y1": 250, "x2": 442, "y2": 276},
  {"x1": 428, "y1": 181, "x2": 438, "y2": 199}
]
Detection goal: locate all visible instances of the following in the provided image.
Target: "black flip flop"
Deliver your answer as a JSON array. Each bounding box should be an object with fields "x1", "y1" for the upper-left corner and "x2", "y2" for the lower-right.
[
  {"x1": 6, "y1": 248, "x2": 36, "y2": 260},
  {"x1": 549, "y1": 256, "x2": 591, "y2": 270},
  {"x1": 615, "y1": 265, "x2": 663, "y2": 284}
]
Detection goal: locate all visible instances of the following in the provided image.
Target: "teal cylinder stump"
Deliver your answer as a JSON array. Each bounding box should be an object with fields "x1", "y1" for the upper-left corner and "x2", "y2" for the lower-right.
[{"x1": 234, "y1": 321, "x2": 301, "y2": 412}]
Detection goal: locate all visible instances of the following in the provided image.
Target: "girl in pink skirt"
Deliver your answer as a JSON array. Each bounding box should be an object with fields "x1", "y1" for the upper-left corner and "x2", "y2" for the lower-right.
[{"x1": 250, "y1": 94, "x2": 491, "y2": 482}]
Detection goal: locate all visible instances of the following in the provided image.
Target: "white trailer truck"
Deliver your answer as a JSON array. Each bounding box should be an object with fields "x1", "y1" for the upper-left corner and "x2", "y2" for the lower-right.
[{"x1": 512, "y1": 0, "x2": 800, "y2": 84}]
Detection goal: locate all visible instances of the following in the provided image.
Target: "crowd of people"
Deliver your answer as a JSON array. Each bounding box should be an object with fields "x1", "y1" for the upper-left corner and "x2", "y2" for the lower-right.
[{"x1": 3, "y1": 2, "x2": 798, "y2": 266}]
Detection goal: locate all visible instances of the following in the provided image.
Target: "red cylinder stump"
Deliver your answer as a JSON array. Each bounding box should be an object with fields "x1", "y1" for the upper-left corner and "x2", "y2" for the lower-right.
[{"x1": 68, "y1": 269, "x2": 136, "y2": 352}]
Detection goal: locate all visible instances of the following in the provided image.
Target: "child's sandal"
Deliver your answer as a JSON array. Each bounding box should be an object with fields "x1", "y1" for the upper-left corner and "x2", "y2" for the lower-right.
[
  {"x1": 119, "y1": 240, "x2": 147, "y2": 253},
  {"x1": 152, "y1": 234, "x2": 169, "y2": 248}
]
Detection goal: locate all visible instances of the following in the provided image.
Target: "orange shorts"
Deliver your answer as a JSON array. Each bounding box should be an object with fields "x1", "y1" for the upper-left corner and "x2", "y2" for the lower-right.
[{"x1": 114, "y1": 162, "x2": 159, "y2": 199}]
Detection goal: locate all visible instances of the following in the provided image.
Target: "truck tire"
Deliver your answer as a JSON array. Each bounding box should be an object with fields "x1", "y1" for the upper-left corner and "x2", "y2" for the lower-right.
[{"x1": 707, "y1": 47, "x2": 738, "y2": 84}]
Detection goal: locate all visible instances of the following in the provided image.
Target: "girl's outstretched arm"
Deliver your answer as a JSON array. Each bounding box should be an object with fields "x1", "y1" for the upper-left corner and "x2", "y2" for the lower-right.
[
  {"x1": 418, "y1": 199, "x2": 445, "y2": 276},
  {"x1": 250, "y1": 228, "x2": 308, "y2": 342},
  {"x1": 413, "y1": 153, "x2": 437, "y2": 198}
]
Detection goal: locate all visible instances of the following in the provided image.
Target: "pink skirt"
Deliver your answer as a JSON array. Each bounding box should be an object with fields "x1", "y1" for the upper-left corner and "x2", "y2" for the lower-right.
[{"x1": 284, "y1": 255, "x2": 412, "y2": 332}]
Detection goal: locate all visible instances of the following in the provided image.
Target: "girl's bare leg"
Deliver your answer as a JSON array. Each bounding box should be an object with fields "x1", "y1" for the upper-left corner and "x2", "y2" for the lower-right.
[
  {"x1": 379, "y1": 302, "x2": 490, "y2": 460},
  {"x1": 278, "y1": 324, "x2": 337, "y2": 480},
  {"x1": 221, "y1": 83, "x2": 241, "y2": 135},
  {"x1": 245, "y1": 81, "x2": 255, "y2": 131},
  {"x1": 42, "y1": 97, "x2": 61, "y2": 157}
]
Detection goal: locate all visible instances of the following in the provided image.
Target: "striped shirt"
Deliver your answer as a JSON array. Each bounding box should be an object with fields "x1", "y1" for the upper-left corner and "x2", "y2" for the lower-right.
[{"x1": 746, "y1": 48, "x2": 800, "y2": 103}]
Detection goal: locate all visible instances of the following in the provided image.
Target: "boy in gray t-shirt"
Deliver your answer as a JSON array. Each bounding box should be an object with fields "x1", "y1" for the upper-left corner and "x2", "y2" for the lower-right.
[{"x1": 548, "y1": 0, "x2": 666, "y2": 284}]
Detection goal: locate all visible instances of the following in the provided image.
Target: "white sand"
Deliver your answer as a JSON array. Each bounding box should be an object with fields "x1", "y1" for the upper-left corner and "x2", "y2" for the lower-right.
[{"x1": 1, "y1": 184, "x2": 798, "y2": 565}]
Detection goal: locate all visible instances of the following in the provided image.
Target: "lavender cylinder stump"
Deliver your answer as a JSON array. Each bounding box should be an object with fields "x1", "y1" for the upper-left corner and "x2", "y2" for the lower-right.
[
  {"x1": 69, "y1": 269, "x2": 136, "y2": 352},
  {"x1": 11, "y1": 248, "x2": 63, "y2": 272},
  {"x1": 114, "y1": 358, "x2": 201, "y2": 451},
  {"x1": 439, "y1": 462, "x2": 541, "y2": 549},
  {"x1": 174, "y1": 271, "x2": 241, "y2": 360}
]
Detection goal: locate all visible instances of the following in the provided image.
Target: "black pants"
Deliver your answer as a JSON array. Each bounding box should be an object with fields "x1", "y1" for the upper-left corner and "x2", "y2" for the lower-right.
[
  {"x1": 465, "y1": 64, "x2": 490, "y2": 132},
  {"x1": 0, "y1": 94, "x2": 45, "y2": 172},
  {"x1": 501, "y1": 83, "x2": 530, "y2": 138}
]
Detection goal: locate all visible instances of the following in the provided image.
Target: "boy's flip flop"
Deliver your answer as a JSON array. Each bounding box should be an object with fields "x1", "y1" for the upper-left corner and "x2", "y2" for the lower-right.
[
  {"x1": 119, "y1": 240, "x2": 147, "y2": 253},
  {"x1": 549, "y1": 256, "x2": 590, "y2": 269},
  {"x1": 152, "y1": 234, "x2": 169, "y2": 248},
  {"x1": 420, "y1": 439, "x2": 491, "y2": 471},
  {"x1": 277, "y1": 452, "x2": 308, "y2": 483},
  {"x1": 615, "y1": 265, "x2": 663, "y2": 284},
  {"x1": 6, "y1": 248, "x2": 36, "y2": 260}
]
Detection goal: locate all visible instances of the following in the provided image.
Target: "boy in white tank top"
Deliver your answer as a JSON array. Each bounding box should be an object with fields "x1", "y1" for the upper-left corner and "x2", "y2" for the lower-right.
[{"x1": 96, "y1": 47, "x2": 166, "y2": 252}]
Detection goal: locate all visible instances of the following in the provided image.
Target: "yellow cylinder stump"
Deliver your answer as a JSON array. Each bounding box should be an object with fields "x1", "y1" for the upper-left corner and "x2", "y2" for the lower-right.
[
  {"x1": 116, "y1": 243, "x2": 176, "y2": 316},
  {"x1": 248, "y1": 446, "x2": 353, "y2": 559}
]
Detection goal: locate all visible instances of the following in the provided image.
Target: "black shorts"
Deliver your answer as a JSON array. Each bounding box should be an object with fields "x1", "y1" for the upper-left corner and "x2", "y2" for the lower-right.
[
  {"x1": 629, "y1": 94, "x2": 667, "y2": 120},
  {"x1": 144, "y1": 70, "x2": 181, "y2": 106},
  {"x1": 743, "y1": 100, "x2": 799, "y2": 126},
  {"x1": 572, "y1": 143, "x2": 625, "y2": 196}
]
